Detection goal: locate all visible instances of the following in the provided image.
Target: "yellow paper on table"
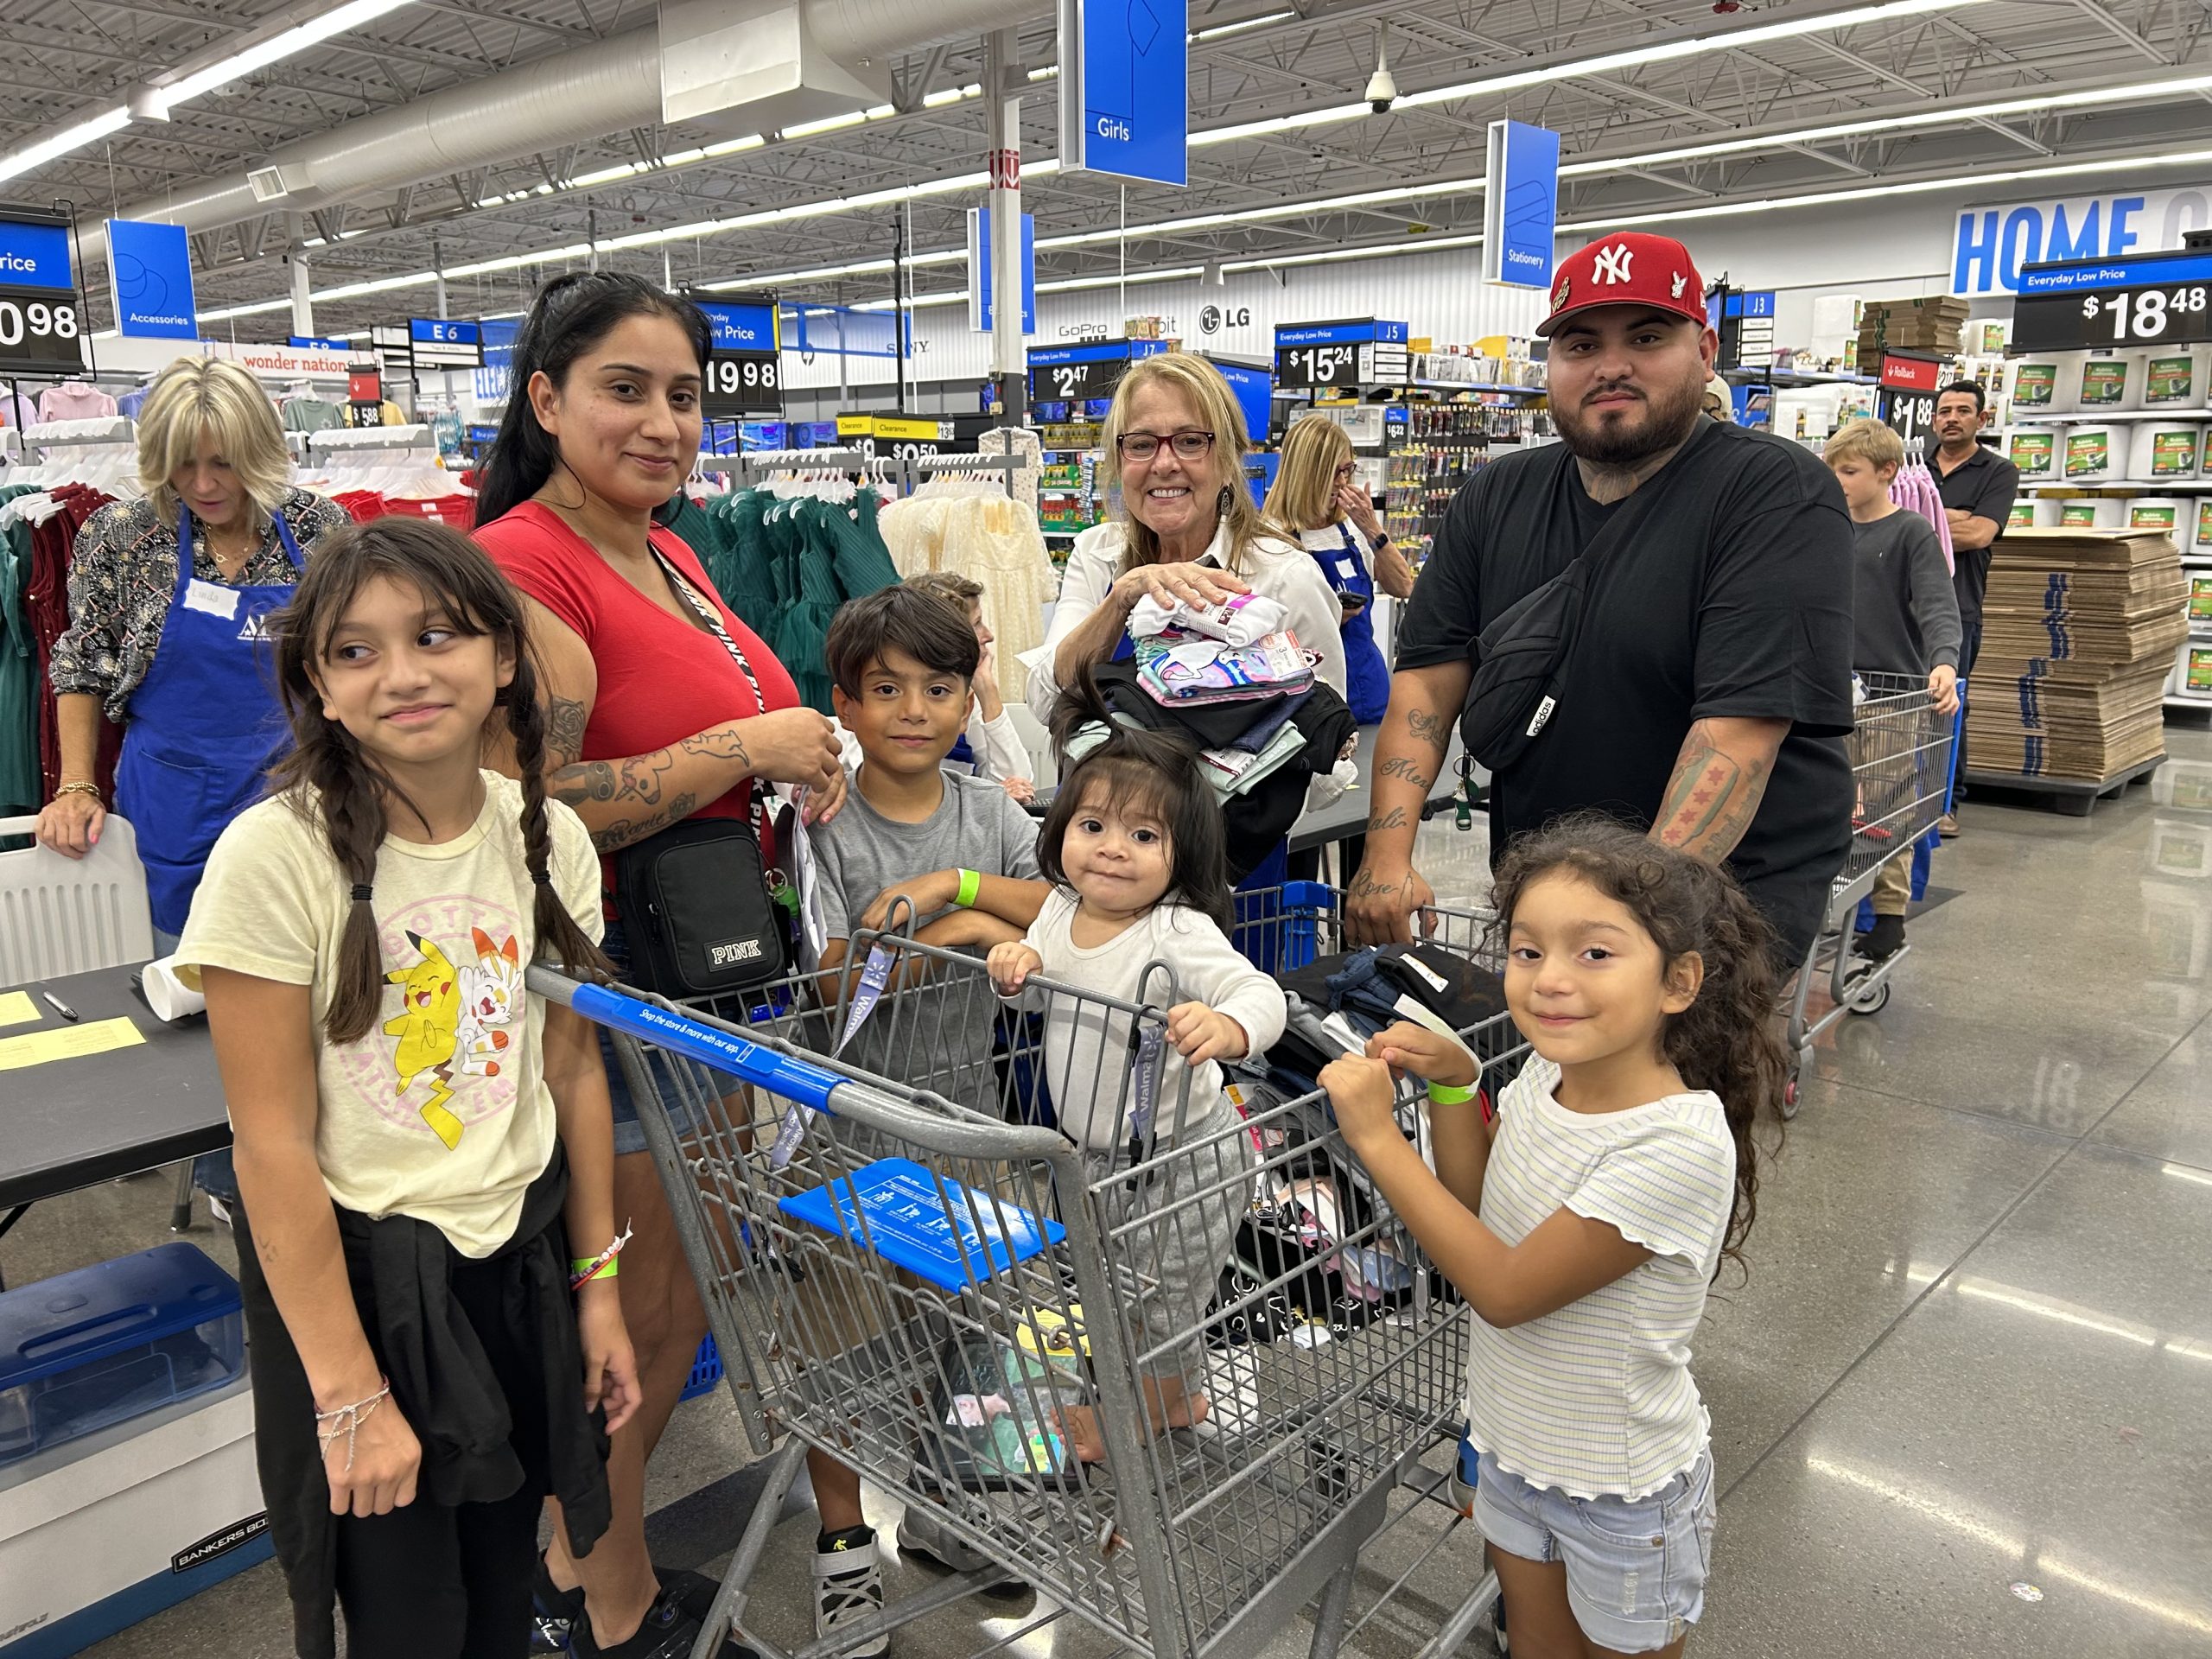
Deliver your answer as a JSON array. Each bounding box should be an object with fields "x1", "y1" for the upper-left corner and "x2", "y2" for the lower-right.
[
  {"x1": 0, "y1": 990, "x2": 38, "y2": 1027},
  {"x1": 0, "y1": 1015, "x2": 145, "y2": 1071}
]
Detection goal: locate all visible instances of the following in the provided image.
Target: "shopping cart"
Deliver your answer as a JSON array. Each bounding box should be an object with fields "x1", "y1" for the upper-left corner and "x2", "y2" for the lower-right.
[
  {"x1": 530, "y1": 885, "x2": 1520, "y2": 1659},
  {"x1": 1780, "y1": 670, "x2": 1956, "y2": 1113}
]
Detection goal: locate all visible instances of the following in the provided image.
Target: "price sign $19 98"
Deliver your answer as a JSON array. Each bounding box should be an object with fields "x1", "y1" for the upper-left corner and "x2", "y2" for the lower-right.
[
  {"x1": 0, "y1": 285, "x2": 86, "y2": 378},
  {"x1": 703, "y1": 349, "x2": 781, "y2": 416}
]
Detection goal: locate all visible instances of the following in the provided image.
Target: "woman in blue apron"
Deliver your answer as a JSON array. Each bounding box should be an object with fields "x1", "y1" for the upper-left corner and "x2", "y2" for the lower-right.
[
  {"x1": 1031, "y1": 354, "x2": 1354, "y2": 926},
  {"x1": 1263, "y1": 414, "x2": 1417, "y2": 726},
  {"x1": 39, "y1": 356, "x2": 347, "y2": 1192}
]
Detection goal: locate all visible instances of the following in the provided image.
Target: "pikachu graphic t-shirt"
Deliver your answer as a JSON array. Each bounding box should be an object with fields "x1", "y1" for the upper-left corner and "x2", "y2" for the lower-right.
[{"x1": 177, "y1": 771, "x2": 601, "y2": 1257}]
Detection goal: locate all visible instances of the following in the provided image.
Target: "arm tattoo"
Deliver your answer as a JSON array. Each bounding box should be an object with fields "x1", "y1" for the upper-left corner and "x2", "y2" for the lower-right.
[
  {"x1": 546, "y1": 696, "x2": 588, "y2": 771},
  {"x1": 678, "y1": 728, "x2": 753, "y2": 768},
  {"x1": 1405, "y1": 708, "x2": 1451, "y2": 756},
  {"x1": 592, "y1": 791, "x2": 699, "y2": 854},
  {"x1": 1376, "y1": 754, "x2": 1432, "y2": 788},
  {"x1": 1651, "y1": 723, "x2": 1775, "y2": 859},
  {"x1": 1367, "y1": 806, "x2": 1410, "y2": 832},
  {"x1": 550, "y1": 750, "x2": 674, "y2": 810}
]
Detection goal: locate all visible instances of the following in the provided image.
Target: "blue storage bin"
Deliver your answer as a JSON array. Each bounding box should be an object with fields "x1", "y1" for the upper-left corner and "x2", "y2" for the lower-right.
[
  {"x1": 680, "y1": 1333, "x2": 723, "y2": 1402},
  {"x1": 0, "y1": 1243, "x2": 245, "y2": 1465}
]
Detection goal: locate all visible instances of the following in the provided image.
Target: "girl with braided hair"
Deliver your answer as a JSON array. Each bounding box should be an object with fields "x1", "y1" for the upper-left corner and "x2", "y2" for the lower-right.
[{"x1": 175, "y1": 518, "x2": 636, "y2": 1659}]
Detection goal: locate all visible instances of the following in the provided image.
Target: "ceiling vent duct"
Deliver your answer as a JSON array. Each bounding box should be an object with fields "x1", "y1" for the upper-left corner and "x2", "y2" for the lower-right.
[{"x1": 658, "y1": 0, "x2": 892, "y2": 136}]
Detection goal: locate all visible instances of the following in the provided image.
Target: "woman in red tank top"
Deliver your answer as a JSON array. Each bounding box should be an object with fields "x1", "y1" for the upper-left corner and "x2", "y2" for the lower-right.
[{"x1": 474, "y1": 272, "x2": 842, "y2": 1659}]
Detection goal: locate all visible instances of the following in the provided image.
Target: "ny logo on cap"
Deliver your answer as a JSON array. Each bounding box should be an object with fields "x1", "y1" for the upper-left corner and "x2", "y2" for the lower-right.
[{"x1": 1592, "y1": 244, "x2": 1635, "y2": 285}]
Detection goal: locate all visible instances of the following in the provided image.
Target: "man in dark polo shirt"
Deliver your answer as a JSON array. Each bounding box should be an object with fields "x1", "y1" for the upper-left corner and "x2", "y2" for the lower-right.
[
  {"x1": 1346, "y1": 232, "x2": 1855, "y2": 963},
  {"x1": 1926, "y1": 379, "x2": 2020, "y2": 832}
]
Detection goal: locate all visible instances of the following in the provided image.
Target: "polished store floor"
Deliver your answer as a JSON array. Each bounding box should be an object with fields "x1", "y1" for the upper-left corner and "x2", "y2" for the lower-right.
[{"x1": 16, "y1": 727, "x2": 2211, "y2": 1659}]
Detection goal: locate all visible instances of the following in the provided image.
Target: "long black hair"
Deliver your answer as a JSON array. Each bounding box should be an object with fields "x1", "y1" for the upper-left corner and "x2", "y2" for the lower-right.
[
  {"x1": 1489, "y1": 815, "x2": 1787, "y2": 1273},
  {"x1": 474, "y1": 270, "x2": 713, "y2": 529},
  {"x1": 268, "y1": 518, "x2": 610, "y2": 1043},
  {"x1": 1037, "y1": 670, "x2": 1233, "y2": 930}
]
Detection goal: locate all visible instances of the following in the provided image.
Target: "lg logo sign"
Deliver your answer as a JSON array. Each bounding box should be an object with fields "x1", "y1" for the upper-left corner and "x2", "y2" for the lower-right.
[{"x1": 1198, "y1": 305, "x2": 1253, "y2": 335}]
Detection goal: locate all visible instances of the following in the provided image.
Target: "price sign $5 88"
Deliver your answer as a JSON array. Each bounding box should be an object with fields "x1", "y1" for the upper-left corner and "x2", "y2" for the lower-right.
[{"x1": 2080, "y1": 284, "x2": 2210, "y2": 345}]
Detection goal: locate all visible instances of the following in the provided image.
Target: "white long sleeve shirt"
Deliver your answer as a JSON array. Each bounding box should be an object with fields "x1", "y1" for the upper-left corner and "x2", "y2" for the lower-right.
[{"x1": 1014, "y1": 888, "x2": 1287, "y2": 1151}]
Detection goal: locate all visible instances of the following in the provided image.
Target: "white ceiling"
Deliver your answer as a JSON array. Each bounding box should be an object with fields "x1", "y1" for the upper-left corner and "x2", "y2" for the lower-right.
[{"x1": 6, "y1": 0, "x2": 2210, "y2": 339}]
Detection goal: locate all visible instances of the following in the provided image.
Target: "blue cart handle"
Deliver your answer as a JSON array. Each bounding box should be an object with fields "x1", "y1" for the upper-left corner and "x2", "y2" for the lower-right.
[{"x1": 530, "y1": 969, "x2": 840, "y2": 1113}]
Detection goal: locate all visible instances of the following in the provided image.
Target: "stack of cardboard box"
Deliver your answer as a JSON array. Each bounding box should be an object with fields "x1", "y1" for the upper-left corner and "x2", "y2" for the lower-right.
[
  {"x1": 1967, "y1": 527, "x2": 2190, "y2": 784},
  {"x1": 1855, "y1": 296, "x2": 1970, "y2": 373}
]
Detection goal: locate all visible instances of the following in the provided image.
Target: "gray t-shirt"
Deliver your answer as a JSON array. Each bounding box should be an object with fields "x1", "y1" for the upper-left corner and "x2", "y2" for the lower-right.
[
  {"x1": 812, "y1": 768, "x2": 1042, "y2": 1109},
  {"x1": 1851, "y1": 509, "x2": 1962, "y2": 677}
]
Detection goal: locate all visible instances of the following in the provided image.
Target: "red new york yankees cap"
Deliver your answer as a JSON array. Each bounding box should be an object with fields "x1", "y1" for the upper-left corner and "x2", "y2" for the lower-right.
[{"x1": 1537, "y1": 232, "x2": 1708, "y2": 337}]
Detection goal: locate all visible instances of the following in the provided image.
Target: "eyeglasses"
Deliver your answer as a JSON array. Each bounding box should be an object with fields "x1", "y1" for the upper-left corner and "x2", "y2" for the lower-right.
[
  {"x1": 1332, "y1": 462, "x2": 1357, "y2": 481},
  {"x1": 1117, "y1": 429, "x2": 1216, "y2": 462}
]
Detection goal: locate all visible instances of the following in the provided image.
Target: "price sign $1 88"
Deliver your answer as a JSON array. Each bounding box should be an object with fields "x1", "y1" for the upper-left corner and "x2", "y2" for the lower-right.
[{"x1": 2080, "y1": 285, "x2": 2209, "y2": 343}]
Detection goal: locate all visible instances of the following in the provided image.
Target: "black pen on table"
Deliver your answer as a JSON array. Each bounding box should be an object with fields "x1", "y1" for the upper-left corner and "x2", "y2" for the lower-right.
[{"x1": 41, "y1": 991, "x2": 79, "y2": 1023}]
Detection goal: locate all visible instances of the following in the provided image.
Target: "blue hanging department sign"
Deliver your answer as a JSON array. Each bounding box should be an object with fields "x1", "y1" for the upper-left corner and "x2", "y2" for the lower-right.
[
  {"x1": 289, "y1": 334, "x2": 350, "y2": 352},
  {"x1": 1481, "y1": 121, "x2": 1560, "y2": 289},
  {"x1": 107, "y1": 218, "x2": 198, "y2": 340},
  {"x1": 967, "y1": 208, "x2": 1037, "y2": 334},
  {"x1": 1057, "y1": 0, "x2": 1188, "y2": 187}
]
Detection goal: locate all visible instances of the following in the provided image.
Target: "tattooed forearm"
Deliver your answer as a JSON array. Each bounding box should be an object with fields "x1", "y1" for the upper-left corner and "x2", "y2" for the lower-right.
[
  {"x1": 1650, "y1": 720, "x2": 1782, "y2": 861},
  {"x1": 1405, "y1": 708, "x2": 1451, "y2": 755},
  {"x1": 550, "y1": 750, "x2": 674, "y2": 810},
  {"x1": 1367, "y1": 806, "x2": 1409, "y2": 832},
  {"x1": 1376, "y1": 754, "x2": 1432, "y2": 787},
  {"x1": 678, "y1": 728, "x2": 752, "y2": 768},
  {"x1": 591, "y1": 791, "x2": 699, "y2": 854},
  {"x1": 546, "y1": 696, "x2": 588, "y2": 771}
]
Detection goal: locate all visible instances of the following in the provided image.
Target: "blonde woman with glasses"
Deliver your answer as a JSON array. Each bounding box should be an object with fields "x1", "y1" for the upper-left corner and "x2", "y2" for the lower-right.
[{"x1": 1263, "y1": 415, "x2": 1414, "y2": 724}]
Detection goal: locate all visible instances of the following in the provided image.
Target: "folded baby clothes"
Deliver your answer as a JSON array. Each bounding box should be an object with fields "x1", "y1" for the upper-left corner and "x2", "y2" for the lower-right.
[
  {"x1": 1137, "y1": 631, "x2": 1316, "y2": 703},
  {"x1": 1127, "y1": 590, "x2": 1288, "y2": 645}
]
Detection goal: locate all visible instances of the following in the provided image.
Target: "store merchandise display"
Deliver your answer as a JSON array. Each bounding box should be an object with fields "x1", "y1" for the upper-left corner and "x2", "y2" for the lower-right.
[
  {"x1": 880, "y1": 482, "x2": 1056, "y2": 662},
  {"x1": 1967, "y1": 527, "x2": 2190, "y2": 787},
  {"x1": 1853, "y1": 296, "x2": 1969, "y2": 373}
]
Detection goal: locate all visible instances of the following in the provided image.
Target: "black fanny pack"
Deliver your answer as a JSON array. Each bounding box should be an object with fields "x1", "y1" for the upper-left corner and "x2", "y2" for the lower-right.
[
  {"x1": 1459, "y1": 423, "x2": 1708, "y2": 772},
  {"x1": 613, "y1": 547, "x2": 793, "y2": 997}
]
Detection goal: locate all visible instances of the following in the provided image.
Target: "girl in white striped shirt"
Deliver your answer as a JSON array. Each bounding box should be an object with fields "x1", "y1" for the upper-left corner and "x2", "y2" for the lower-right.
[{"x1": 1322, "y1": 817, "x2": 1785, "y2": 1657}]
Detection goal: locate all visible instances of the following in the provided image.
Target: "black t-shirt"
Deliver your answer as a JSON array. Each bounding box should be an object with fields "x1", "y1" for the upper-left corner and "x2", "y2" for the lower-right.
[
  {"x1": 1926, "y1": 439, "x2": 2021, "y2": 627},
  {"x1": 1398, "y1": 420, "x2": 1856, "y2": 957}
]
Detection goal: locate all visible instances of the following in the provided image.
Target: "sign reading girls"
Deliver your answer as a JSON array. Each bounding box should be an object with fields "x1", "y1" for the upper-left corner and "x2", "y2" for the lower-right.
[{"x1": 1953, "y1": 186, "x2": 2212, "y2": 295}]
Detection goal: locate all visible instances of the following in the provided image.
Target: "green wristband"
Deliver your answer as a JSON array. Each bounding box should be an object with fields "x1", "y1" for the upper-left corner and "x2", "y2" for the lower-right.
[
  {"x1": 1426, "y1": 1081, "x2": 1478, "y2": 1106},
  {"x1": 953, "y1": 869, "x2": 982, "y2": 908}
]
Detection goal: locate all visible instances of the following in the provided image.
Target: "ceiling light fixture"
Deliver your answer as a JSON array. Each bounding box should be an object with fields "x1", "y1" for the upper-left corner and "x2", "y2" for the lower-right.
[
  {"x1": 153, "y1": 0, "x2": 416, "y2": 111},
  {"x1": 0, "y1": 105, "x2": 131, "y2": 188}
]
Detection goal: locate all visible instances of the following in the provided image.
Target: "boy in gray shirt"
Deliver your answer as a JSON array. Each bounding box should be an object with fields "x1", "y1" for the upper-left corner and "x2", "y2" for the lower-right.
[
  {"x1": 801, "y1": 586, "x2": 1052, "y2": 1639},
  {"x1": 1827, "y1": 418, "x2": 1963, "y2": 959}
]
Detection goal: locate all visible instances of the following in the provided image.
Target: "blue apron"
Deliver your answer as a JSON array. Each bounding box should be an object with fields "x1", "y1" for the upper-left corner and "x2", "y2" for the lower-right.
[
  {"x1": 1305, "y1": 524, "x2": 1389, "y2": 725},
  {"x1": 114, "y1": 506, "x2": 305, "y2": 936}
]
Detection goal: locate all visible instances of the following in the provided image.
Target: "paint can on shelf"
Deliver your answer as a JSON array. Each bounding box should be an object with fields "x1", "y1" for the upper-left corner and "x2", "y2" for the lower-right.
[
  {"x1": 2126, "y1": 421, "x2": 2203, "y2": 481},
  {"x1": 2005, "y1": 425, "x2": 2060, "y2": 481},
  {"x1": 2061, "y1": 423, "x2": 2124, "y2": 482}
]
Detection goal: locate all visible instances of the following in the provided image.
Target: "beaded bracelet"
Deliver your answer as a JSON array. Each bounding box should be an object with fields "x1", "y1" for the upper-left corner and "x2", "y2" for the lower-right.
[
  {"x1": 570, "y1": 1221, "x2": 634, "y2": 1289},
  {"x1": 315, "y1": 1377, "x2": 392, "y2": 1476}
]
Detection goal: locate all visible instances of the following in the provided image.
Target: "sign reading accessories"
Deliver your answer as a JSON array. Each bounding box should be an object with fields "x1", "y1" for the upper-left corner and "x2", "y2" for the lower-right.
[
  {"x1": 1272, "y1": 319, "x2": 1408, "y2": 388},
  {"x1": 0, "y1": 204, "x2": 88, "y2": 378},
  {"x1": 693, "y1": 300, "x2": 782, "y2": 417},
  {"x1": 106, "y1": 218, "x2": 198, "y2": 340}
]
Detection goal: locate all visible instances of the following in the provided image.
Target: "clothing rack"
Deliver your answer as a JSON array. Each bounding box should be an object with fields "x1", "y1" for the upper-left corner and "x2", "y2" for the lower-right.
[
  {"x1": 20, "y1": 418, "x2": 137, "y2": 448},
  {"x1": 721, "y1": 448, "x2": 868, "y2": 489},
  {"x1": 304, "y1": 424, "x2": 436, "y2": 453},
  {"x1": 900, "y1": 452, "x2": 1020, "y2": 497}
]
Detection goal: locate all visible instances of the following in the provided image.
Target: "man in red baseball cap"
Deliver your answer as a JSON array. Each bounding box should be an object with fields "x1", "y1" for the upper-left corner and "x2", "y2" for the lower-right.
[{"x1": 1351, "y1": 229, "x2": 1858, "y2": 972}]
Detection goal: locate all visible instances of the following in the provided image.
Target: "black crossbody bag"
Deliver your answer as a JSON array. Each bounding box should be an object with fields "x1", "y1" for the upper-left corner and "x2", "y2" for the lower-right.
[
  {"x1": 1458, "y1": 422, "x2": 1710, "y2": 772},
  {"x1": 612, "y1": 551, "x2": 791, "y2": 995}
]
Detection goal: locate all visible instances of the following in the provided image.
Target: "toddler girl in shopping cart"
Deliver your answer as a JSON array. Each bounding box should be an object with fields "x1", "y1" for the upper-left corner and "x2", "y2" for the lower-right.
[
  {"x1": 987, "y1": 690, "x2": 1284, "y2": 1464},
  {"x1": 175, "y1": 519, "x2": 639, "y2": 1659},
  {"x1": 1321, "y1": 815, "x2": 1786, "y2": 1658}
]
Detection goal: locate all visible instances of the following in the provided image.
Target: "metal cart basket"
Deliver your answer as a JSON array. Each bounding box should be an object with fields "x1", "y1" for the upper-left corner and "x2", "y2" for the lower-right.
[
  {"x1": 529, "y1": 887, "x2": 1520, "y2": 1659},
  {"x1": 1781, "y1": 670, "x2": 1956, "y2": 1111}
]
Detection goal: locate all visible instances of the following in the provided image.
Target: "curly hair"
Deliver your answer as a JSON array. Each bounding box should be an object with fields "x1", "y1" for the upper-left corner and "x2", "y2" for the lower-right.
[{"x1": 1489, "y1": 815, "x2": 1787, "y2": 1273}]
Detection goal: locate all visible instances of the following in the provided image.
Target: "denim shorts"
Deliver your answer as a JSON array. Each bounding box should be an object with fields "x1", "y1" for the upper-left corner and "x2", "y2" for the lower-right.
[
  {"x1": 1472, "y1": 1446, "x2": 1717, "y2": 1654},
  {"x1": 599, "y1": 918, "x2": 704, "y2": 1158}
]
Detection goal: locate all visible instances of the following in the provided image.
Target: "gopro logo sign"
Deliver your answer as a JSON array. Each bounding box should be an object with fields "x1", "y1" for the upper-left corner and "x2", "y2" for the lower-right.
[{"x1": 709, "y1": 938, "x2": 764, "y2": 968}]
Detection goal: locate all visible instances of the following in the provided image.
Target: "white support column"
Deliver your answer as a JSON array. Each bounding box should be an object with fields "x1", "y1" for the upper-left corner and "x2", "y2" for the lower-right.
[
  {"x1": 289, "y1": 254, "x2": 313, "y2": 336},
  {"x1": 985, "y1": 28, "x2": 1026, "y2": 423}
]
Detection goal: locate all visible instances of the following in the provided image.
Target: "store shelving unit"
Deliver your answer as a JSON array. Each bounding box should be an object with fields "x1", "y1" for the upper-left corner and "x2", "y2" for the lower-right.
[
  {"x1": 2008, "y1": 408, "x2": 2212, "y2": 423},
  {"x1": 2023, "y1": 479, "x2": 2202, "y2": 491}
]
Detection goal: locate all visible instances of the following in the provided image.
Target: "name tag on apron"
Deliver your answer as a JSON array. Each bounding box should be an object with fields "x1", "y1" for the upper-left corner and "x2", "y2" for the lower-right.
[
  {"x1": 182, "y1": 579, "x2": 240, "y2": 620},
  {"x1": 1335, "y1": 557, "x2": 1358, "y2": 581}
]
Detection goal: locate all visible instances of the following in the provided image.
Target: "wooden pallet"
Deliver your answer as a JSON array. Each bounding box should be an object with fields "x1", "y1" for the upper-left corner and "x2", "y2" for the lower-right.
[{"x1": 1961, "y1": 753, "x2": 2165, "y2": 817}]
